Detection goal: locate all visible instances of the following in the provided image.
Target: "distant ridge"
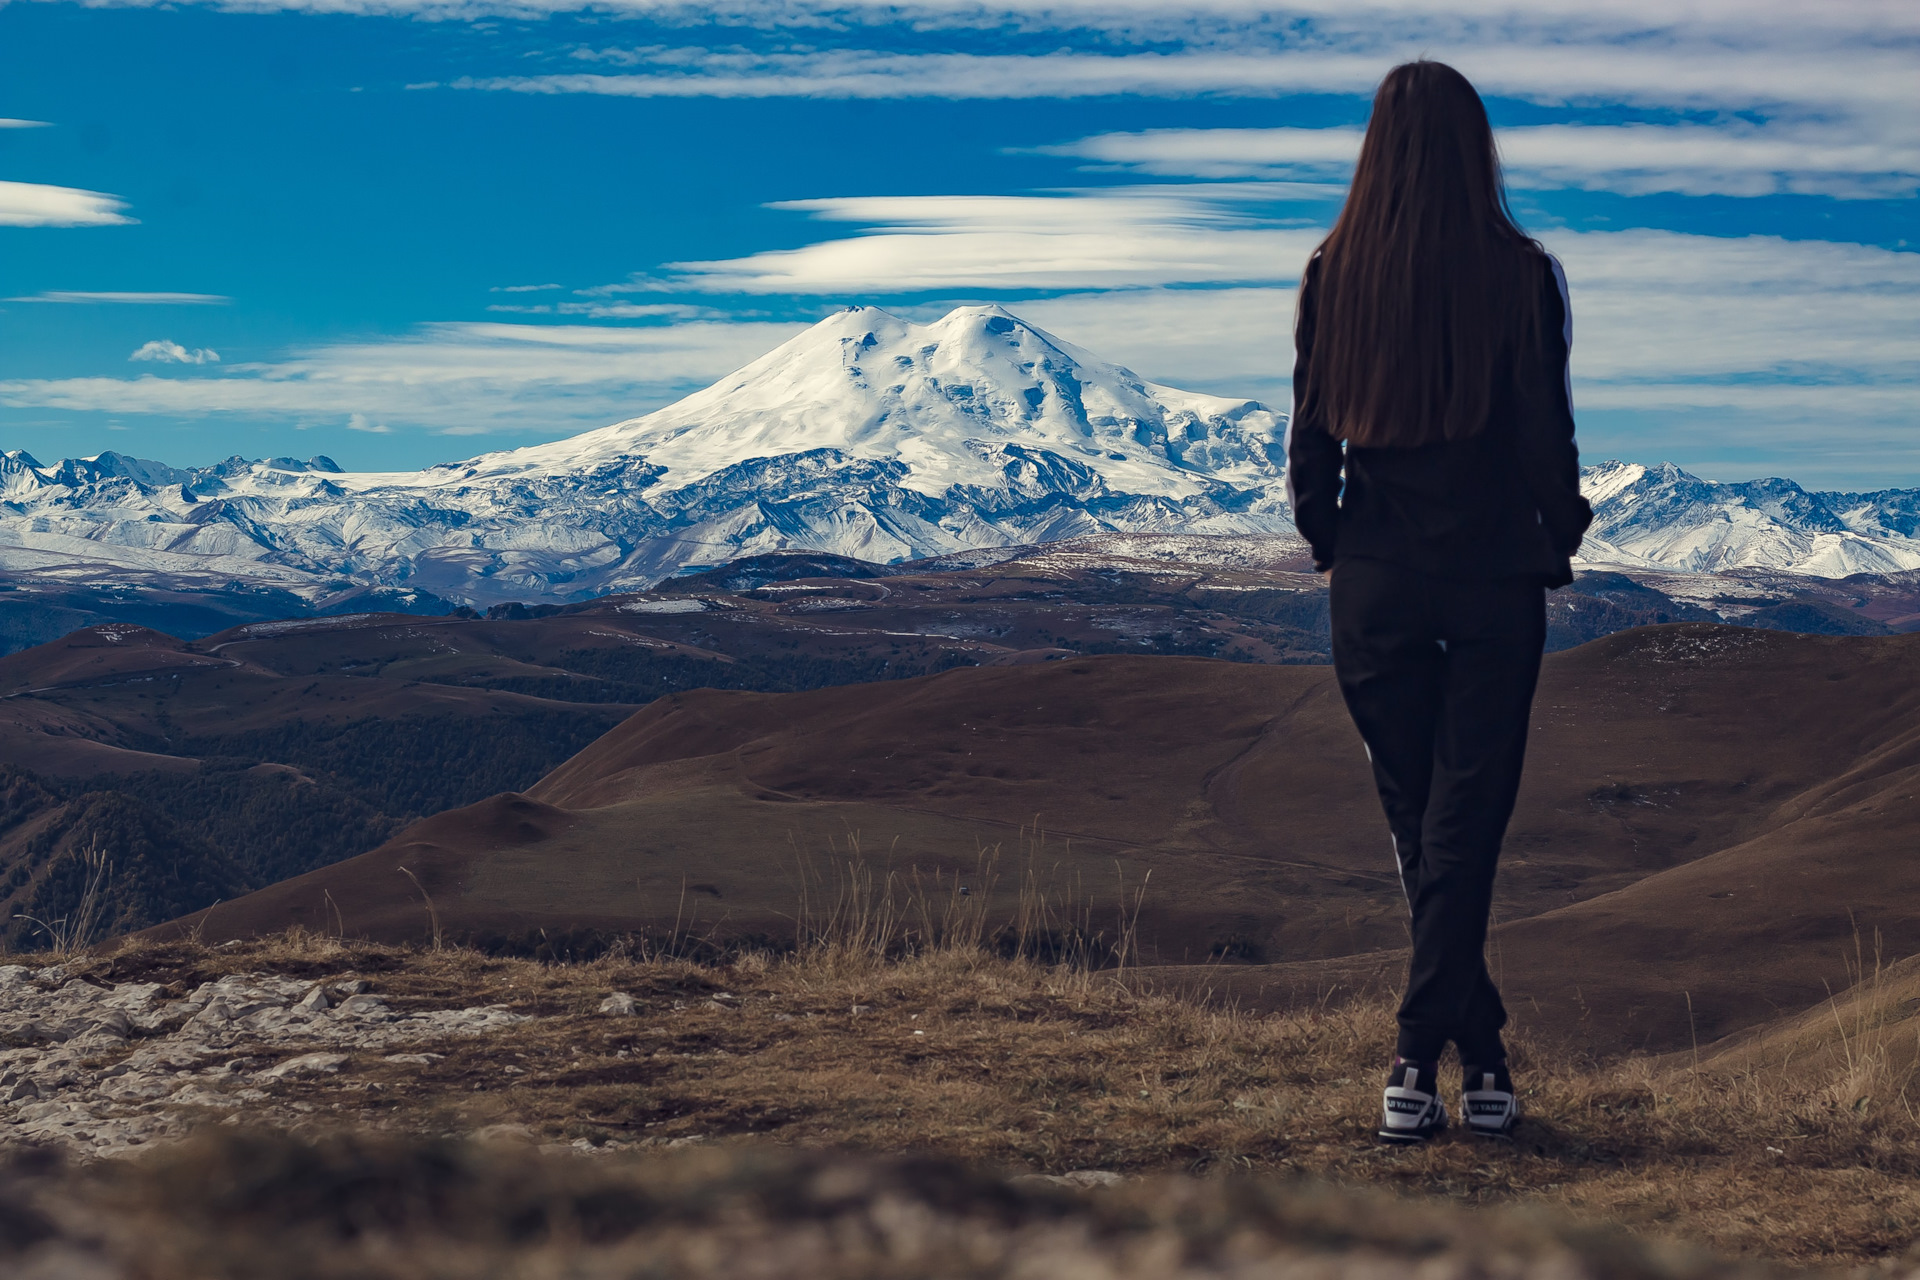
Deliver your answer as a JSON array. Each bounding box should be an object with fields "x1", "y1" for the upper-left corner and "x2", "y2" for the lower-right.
[
  {"x1": 0, "y1": 306, "x2": 1288, "y2": 606},
  {"x1": 1579, "y1": 460, "x2": 1920, "y2": 577},
  {"x1": 1, "y1": 305, "x2": 1917, "y2": 605}
]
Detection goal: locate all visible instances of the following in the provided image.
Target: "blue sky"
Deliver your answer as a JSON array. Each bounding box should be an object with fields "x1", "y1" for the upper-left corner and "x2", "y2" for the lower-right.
[{"x1": 0, "y1": 0, "x2": 1915, "y2": 488}]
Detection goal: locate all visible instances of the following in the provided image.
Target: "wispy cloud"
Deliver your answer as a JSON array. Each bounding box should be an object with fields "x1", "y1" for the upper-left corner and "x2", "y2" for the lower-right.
[
  {"x1": 980, "y1": 231, "x2": 1920, "y2": 481},
  {"x1": 1050, "y1": 123, "x2": 1920, "y2": 199},
  {"x1": 421, "y1": 3, "x2": 1920, "y2": 212},
  {"x1": 450, "y1": 44, "x2": 1908, "y2": 114},
  {"x1": 657, "y1": 189, "x2": 1330, "y2": 293},
  {"x1": 482, "y1": 301, "x2": 730, "y2": 318},
  {"x1": 130, "y1": 340, "x2": 220, "y2": 364},
  {"x1": 447, "y1": 32, "x2": 1918, "y2": 117},
  {"x1": 0, "y1": 181, "x2": 135, "y2": 228},
  {"x1": 80, "y1": 0, "x2": 1920, "y2": 42},
  {"x1": 489, "y1": 282, "x2": 564, "y2": 292},
  {"x1": 0, "y1": 119, "x2": 51, "y2": 129},
  {"x1": 1545, "y1": 230, "x2": 1918, "y2": 389},
  {"x1": 347, "y1": 412, "x2": 394, "y2": 433},
  {"x1": 618, "y1": 184, "x2": 1920, "y2": 437},
  {"x1": 1009, "y1": 286, "x2": 1298, "y2": 406},
  {"x1": 8, "y1": 291, "x2": 228, "y2": 304},
  {"x1": 0, "y1": 319, "x2": 809, "y2": 436},
  {"x1": 5, "y1": 208, "x2": 1910, "y2": 471}
]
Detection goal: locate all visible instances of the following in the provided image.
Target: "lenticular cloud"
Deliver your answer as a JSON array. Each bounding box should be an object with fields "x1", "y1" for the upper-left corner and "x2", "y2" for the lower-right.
[{"x1": 0, "y1": 180, "x2": 134, "y2": 228}]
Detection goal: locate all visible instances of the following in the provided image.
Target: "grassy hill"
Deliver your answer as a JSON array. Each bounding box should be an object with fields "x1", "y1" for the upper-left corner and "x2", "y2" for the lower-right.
[{"x1": 143, "y1": 625, "x2": 1920, "y2": 1061}]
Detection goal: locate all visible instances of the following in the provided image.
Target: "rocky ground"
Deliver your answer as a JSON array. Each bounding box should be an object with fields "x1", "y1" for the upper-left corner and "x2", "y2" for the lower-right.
[
  {"x1": 0, "y1": 934, "x2": 1914, "y2": 1277},
  {"x1": 0, "y1": 957, "x2": 525, "y2": 1156}
]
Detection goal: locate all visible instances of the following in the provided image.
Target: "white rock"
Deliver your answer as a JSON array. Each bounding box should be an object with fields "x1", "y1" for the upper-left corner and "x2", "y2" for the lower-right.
[
  {"x1": 334, "y1": 994, "x2": 391, "y2": 1020},
  {"x1": 240, "y1": 1009, "x2": 297, "y2": 1034},
  {"x1": 0, "y1": 968, "x2": 531, "y2": 1156},
  {"x1": 167, "y1": 1084, "x2": 241, "y2": 1109},
  {"x1": 598, "y1": 993, "x2": 638, "y2": 1016},
  {"x1": 90, "y1": 1010, "x2": 131, "y2": 1039},
  {"x1": 191, "y1": 1001, "x2": 234, "y2": 1027},
  {"x1": 101, "y1": 1075, "x2": 171, "y2": 1101},
  {"x1": 255, "y1": 1052, "x2": 349, "y2": 1080}
]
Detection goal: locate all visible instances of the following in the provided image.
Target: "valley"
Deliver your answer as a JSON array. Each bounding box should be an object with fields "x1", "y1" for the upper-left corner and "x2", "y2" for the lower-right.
[
  {"x1": 115, "y1": 616, "x2": 1920, "y2": 1060},
  {"x1": 4, "y1": 531, "x2": 1911, "y2": 956}
]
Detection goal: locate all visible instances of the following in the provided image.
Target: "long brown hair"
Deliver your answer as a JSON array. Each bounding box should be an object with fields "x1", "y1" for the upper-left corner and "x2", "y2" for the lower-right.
[{"x1": 1299, "y1": 60, "x2": 1544, "y2": 449}]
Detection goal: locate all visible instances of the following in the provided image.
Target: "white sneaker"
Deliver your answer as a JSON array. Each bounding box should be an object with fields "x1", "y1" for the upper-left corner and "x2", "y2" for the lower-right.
[
  {"x1": 1462, "y1": 1065, "x2": 1518, "y2": 1138},
  {"x1": 1378, "y1": 1059, "x2": 1448, "y2": 1144}
]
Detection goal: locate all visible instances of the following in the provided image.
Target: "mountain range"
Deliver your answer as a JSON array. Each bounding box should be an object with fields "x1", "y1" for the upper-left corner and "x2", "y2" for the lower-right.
[{"x1": 2, "y1": 304, "x2": 1917, "y2": 610}]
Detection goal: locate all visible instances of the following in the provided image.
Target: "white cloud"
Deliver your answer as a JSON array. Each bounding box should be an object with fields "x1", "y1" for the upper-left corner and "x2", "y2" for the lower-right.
[
  {"x1": 45, "y1": 1, "x2": 1913, "y2": 208},
  {"x1": 490, "y1": 282, "x2": 564, "y2": 292},
  {"x1": 662, "y1": 189, "x2": 1328, "y2": 293},
  {"x1": 483, "y1": 301, "x2": 730, "y2": 318},
  {"x1": 448, "y1": 35, "x2": 1918, "y2": 117},
  {"x1": 3, "y1": 212, "x2": 1908, "y2": 465},
  {"x1": 1051, "y1": 122, "x2": 1920, "y2": 199},
  {"x1": 1012, "y1": 286, "x2": 1297, "y2": 405},
  {"x1": 347, "y1": 413, "x2": 394, "y2": 433},
  {"x1": 0, "y1": 119, "x2": 51, "y2": 129},
  {"x1": 0, "y1": 181, "x2": 135, "y2": 228},
  {"x1": 1001, "y1": 233, "x2": 1920, "y2": 421},
  {"x1": 0, "y1": 319, "x2": 810, "y2": 435},
  {"x1": 1503, "y1": 124, "x2": 1920, "y2": 199},
  {"x1": 8, "y1": 291, "x2": 228, "y2": 304},
  {"x1": 130, "y1": 340, "x2": 220, "y2": 364},
  {"x1": 427, "y1": 5, "x2": 1918, "y2": 209},
  {"x1": 1540, "y1": 230, "x2": 1919, "y2": 390},
  {"x1": 625, "y1": 187, "x2": 1920, "y2": 435},
  {"x1": 84, "y1": 0, "x2": 1920, "y2": 43}
]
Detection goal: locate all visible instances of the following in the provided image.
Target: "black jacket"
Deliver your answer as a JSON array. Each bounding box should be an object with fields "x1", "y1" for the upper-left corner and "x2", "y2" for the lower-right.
[{"x1": 1285, "y1": 251, "x2": 1593, "y2": 588}]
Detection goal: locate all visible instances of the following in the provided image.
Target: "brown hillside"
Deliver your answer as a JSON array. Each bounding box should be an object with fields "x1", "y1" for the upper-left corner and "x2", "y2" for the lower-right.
[
  {"x1": 0, "y1": 623, "x2": 232, "y2": 695},
  {"x1": 145, "y1": 625, "x2": 1920, "y2": 1055}
]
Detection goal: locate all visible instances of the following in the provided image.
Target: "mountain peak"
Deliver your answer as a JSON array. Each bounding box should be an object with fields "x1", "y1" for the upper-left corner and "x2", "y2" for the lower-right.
[{"x1": 490, "y1": 304, "x2": 1282, "y2": 502}]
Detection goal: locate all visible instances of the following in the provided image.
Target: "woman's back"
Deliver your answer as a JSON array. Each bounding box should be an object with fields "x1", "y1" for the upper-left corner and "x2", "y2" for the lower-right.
[
  {"x1": 1283, "y1": 60, "x2": 1591, "y2": 586},
  {"x1": 1288, "y1": 247, "x2": 1589, "y2": 585}
]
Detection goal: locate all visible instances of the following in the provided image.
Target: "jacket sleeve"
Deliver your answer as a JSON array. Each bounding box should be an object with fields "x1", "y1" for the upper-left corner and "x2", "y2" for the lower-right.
[
  {"x1": 1285, "y1": 257, "x2": 1343, "y2": 573},
  {"x1": 1513, "y1": 253, "x2": 1593, "y2": 560}
]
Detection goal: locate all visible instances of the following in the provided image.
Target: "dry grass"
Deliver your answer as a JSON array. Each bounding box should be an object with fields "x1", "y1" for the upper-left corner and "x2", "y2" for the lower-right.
[{"x1": 44, "y1": 928, "x2": 1918, "y2": 1271}]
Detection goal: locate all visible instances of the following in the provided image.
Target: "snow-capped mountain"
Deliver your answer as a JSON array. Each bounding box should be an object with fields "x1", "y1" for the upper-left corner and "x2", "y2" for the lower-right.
[
  {"x1": 1577, "y1": 461, "x2": 1920, "y2": 577},
  {"x1": 1, "y1": 303, "x2": 1916, "y2": 609},
  {"x1": 0, "y1": 306, "x2": 1289, "y2": 606}
]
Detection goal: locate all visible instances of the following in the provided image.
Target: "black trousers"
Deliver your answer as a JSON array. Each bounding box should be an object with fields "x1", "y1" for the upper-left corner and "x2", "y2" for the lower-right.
[{"x1": 1329, "y1": 556, "x2": 1545, "y2": 1064}]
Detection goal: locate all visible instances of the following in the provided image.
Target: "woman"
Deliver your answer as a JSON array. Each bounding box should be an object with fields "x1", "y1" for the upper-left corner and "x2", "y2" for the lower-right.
[{"x1": 1286, "y1": 60, "x2": 1592, "y2": 1144}]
